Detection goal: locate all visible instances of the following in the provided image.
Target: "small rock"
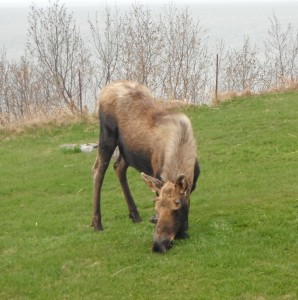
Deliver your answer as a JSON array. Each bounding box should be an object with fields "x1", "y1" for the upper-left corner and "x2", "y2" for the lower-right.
[{"x1": 80, "y1": 143, "x2": 98, "y2": 153}]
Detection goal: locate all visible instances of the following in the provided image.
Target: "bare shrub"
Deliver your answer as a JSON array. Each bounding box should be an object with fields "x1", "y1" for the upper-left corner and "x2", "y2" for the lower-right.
[
  {"x1": 0, "y1": 52, "x2": 67, "y2": 127},
  {"x1": 0, "y1": 51, "x2": 40, "y2": 125},
  {"x1": 89, "y1": 3, "x2": 210, "y2": 104},
  {"x1": 119, "y1": 4, "x2": 164, "y2": 91},
  {"x1": 159, "y1": 4, "x2": 210, "y2": 103},
  {"x1": 220, "y1": 36, "x2": 262, "y2": 92},
  {"x1": 27, "y1": 0, "x2": 91, "y2": 112},
  {"x1": 3, "y1": 3, "x2": 298, "y2": 130},
  {"x1": 89, "y1": 3, "x2": 164, "y2": 95},
  {"x1": 0, "y1": 49, "x2": 10, "y2": 125},
  {"x1": 89, "y1": 4, "x2": 122, "y2": 89},
  {"x1": 213, "y1": 13, "x2": 298, "y2": 100},
  {"x1": 264, "y1": 12, "x2": 298, "y2": 89}
]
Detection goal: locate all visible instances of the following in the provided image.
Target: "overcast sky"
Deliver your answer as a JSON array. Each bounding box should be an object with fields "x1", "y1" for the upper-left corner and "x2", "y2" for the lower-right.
[{"x1": 0, "y1": 0, "x2": 295, "y2": 7}]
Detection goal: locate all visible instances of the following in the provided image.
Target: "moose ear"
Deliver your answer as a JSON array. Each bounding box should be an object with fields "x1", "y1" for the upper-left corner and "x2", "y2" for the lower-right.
[
  {"x1": 141, "y1": 173, "x2": 164, "y2": 193},
  {"x1": 175, "y1": 175, "x2": 188, "y2": 194}
]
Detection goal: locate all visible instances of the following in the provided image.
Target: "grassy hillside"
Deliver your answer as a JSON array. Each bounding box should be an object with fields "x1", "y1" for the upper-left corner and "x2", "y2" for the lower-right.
[{"x1": 1, "y1": 92, "x2": 297, "y2": 299}]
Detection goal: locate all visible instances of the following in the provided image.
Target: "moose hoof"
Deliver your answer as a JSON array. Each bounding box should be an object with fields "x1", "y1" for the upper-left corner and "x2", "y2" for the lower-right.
[
  {"x1": 129, "y1": 213, "x2": 142, "y2": 223},
  {"x1": 92, "y1": 217, "x2": 104, "y2": 231},
  {"x1": 93, "y1": 225, "x2": 104, "y2": 231}
]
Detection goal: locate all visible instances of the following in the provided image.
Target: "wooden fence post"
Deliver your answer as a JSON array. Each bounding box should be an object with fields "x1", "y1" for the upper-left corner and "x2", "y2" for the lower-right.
[
  {"x1": 215, "y1": 54, "x2": 219, "y2": 103},
  {"x1": 78, "y1": 69, "x2": 82, "y2": 114}
]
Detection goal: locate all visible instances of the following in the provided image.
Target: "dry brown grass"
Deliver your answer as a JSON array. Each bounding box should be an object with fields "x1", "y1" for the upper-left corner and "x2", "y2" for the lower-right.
[
  {"x1": 212, "y1": 89, "x2": 255, "y2": 106},
  {"x1": 212, "y1": 80, "x2": 298, "y2": 106},
  {"x1": 0, "y1": 106, "x2": 96, "y2": 134},
  {"x1": 3, "y1": 98, "x2": 193, "y2": 133},
  {"x1": 265, "y1": 79, "x2": 298, "y2": 94},
  {"x1": 2, "y1": 81, "x2": 297, "y2": 133}
]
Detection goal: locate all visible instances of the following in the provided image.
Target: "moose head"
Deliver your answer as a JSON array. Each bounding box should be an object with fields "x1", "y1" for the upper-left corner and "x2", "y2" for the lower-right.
[{"x1": 141, "y1": 173, "x2": 190, "y2": 253}]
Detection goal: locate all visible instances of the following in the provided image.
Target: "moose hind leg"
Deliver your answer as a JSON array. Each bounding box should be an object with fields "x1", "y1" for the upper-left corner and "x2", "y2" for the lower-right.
[
  {"x1": 92, "y1": 130, "x2": 117, "y2": 231},
  {"x1": 92, "y1": 155, "x2": 106, "y2": 231},
  {"x1": 113, "y1": 155, "x2": 142, "y2": 223}
]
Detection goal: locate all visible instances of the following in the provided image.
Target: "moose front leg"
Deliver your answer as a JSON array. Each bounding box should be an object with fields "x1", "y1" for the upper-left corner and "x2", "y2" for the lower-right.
[{"x1": 113, "y1": 155, "x2": 142, "y2": 223}]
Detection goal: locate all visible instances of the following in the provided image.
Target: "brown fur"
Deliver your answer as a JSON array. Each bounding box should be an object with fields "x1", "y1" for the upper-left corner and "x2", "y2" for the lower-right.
[
  {"x1": 92, "y1": 80, "x2": 199, "y2": 253},
  {"x1": 98, "y1": 81, "x2": 197, "y2": 185}
]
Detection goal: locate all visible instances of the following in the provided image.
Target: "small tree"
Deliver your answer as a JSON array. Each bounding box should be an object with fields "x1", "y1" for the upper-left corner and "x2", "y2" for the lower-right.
[
  {"x1": 0, "y1": 49, "x2": 9, "y2": 123},
  {"x1": 159, "y1": 4, "x2": 210, "y2": 103},
  {"x1": 27, "y1": 0, "x2": 91, "y2": 112},
  {"x1": 89, "y1": 4, "x2": 122, "y2": 89},
  {"x1": 264, "y1": 13, "x2": 298, "y2": 87},
  {"x1": 89, "y1": 3, "x2": 210, "y2": 103},
  {"x1": 222, "y1": 36, "x2": 261, "y2": 92},
  {"x1": 119, "y1": 3, "x2": 164, "y2": 91}
]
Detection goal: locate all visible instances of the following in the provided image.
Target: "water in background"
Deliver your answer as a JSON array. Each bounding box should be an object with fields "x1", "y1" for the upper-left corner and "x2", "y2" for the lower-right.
[{"x1": 1, "y1": 2, "x2": 298, "y2": 61}]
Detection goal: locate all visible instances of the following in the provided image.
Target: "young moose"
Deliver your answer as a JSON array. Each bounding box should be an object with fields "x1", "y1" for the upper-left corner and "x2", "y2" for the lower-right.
[{"x1": 92, "y1": 81, "x2": 200, "y2": 253}]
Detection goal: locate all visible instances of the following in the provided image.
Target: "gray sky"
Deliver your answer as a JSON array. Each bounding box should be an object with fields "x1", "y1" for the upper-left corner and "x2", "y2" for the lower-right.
[{"x1": 0, "y1": 0, "x2": 295, "y2": 7}]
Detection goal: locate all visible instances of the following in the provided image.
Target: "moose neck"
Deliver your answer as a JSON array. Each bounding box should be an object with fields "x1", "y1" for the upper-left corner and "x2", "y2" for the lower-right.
[{"x1": 158, "y1": 113, "x2": 197, "y2": 188}]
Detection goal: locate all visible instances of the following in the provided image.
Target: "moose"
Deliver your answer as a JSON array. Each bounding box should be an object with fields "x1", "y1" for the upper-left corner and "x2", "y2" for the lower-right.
[{"x1": 92, "y1": 80, "x2": 200, "y2": 253}]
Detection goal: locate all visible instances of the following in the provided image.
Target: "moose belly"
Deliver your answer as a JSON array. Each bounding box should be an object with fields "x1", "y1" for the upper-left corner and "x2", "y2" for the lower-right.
[{"x1": 118, "y1": 139, "x2": 153, "y2": 175}]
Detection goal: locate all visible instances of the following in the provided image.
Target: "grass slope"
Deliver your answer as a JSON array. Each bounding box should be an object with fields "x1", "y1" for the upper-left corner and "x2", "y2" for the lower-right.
[{"x1": 0, "y1": 92, "x2": 297, "y2": 299}]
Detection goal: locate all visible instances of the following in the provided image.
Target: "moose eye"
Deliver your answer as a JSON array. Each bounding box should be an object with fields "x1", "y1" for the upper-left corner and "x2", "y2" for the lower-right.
[{"x1": 174, "y1": 199, "x2": 181, "y2": 205}]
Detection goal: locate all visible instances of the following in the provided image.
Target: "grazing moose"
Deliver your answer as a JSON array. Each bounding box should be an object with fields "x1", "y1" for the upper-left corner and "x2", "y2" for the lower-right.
[{"x1": 92, "y1": 81, "x2": 200, "y2": 253}]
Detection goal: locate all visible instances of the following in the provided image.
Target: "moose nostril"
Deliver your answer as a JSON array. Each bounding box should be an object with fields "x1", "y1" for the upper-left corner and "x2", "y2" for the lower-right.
[
  {"x1": 152, "y1": 241, "x2": 166, "y2": 253},
  {"x1": 152, "y1": 239, "x2": 173, "y2": 253}
]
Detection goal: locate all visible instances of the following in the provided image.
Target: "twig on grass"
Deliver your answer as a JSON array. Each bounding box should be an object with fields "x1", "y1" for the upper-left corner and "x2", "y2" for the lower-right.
[{"x1": 111, "y1": 266, "x2": 132, "y2": 277}]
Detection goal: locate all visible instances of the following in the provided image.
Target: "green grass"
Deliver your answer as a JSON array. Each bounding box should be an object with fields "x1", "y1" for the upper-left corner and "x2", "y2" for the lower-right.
[{"x1": 1, "y1": 92, "x2": 297, "y2": 299}]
